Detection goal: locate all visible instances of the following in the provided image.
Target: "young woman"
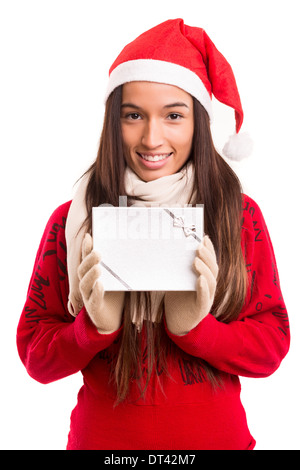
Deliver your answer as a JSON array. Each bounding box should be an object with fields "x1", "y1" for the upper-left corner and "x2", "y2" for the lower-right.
[{"x1": 17, "y1": 19, "x2": 290, "y2": 450}]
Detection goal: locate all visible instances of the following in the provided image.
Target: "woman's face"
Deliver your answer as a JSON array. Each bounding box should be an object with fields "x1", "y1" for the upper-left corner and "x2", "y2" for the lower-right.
[{"x1": 121, "y1": 81, "x2": 194, "y2": 182}]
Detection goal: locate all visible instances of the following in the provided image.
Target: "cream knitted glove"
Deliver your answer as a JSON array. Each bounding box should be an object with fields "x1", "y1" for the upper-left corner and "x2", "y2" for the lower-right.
[
  {"x1": 164, "y1": 236, "x2": 218, "y2": 336},
  {"x1": 78, "y1": 233, "x2": 125, "y2": 334}
]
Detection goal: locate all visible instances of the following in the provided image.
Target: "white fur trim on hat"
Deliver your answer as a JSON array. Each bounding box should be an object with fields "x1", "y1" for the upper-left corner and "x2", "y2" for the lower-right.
[{"x1": 105, "y1": 58, "x2": 213, "y2": 121}]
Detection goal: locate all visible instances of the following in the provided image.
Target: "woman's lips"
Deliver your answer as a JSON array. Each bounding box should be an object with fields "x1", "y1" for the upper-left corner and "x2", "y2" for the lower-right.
[{"x1": 137, "y1": 152, "x2": 172, "y2": 169}]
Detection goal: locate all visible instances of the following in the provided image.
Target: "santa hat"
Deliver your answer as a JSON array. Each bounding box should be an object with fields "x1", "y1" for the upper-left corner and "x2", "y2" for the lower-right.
[{"x1": 105, "y1": 19, "x2": 252, "y2": 161}]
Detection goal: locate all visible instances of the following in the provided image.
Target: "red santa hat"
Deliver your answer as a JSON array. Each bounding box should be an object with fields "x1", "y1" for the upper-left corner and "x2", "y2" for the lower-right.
[{"x1": 105, "y1": 19, "x2": 252, "y2": 161}]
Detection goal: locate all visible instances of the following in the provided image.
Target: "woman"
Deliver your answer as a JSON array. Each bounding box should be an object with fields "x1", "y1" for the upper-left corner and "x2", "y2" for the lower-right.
[{"x1": 17, "y1": 19, "x2": 290, "y2": 450}]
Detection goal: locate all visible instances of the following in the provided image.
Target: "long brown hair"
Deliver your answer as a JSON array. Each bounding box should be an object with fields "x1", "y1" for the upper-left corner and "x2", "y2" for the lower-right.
[{"x1": 82, "y1": 85, "x2": 248, "y2": 402}]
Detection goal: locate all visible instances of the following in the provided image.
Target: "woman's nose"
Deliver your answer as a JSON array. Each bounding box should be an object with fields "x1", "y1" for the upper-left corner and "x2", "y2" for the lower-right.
[{"x1": 141, "y1": 119, "x2": 164, "y2": 148}]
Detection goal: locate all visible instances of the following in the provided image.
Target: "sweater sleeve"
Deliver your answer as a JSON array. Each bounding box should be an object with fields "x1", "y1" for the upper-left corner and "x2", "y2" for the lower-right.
[
  {"x1": 16, "y1": 202, "x2": 121, "y2": 384},
  {"x1": 165, "y1": 195, "x2": 290, "y2": 378}
]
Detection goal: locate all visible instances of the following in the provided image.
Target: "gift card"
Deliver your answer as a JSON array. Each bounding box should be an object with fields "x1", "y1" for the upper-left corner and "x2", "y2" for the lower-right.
[{"x1": 92, "y1": 206, "x2": 204, "y2": 291}]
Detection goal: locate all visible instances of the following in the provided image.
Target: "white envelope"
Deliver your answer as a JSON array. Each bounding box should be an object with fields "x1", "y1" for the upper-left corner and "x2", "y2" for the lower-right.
[{"x1": 92, "y1": 206, "x2": 204, "y2": 291}]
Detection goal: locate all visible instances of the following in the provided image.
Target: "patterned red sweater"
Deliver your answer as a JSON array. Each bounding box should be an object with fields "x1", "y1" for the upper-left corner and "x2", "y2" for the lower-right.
[{"x1": 16, "y1": 195, "x2": 290, "y2": 450}]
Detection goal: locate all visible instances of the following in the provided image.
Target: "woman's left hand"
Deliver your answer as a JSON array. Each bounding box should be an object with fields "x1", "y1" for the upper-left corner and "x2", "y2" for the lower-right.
[{"x1": 164, "y1": 235, "x2": 219, "y2": 335}]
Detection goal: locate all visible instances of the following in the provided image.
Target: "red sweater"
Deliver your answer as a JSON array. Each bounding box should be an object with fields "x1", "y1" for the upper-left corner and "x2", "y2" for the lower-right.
[{"x1": 17, "y1": 195, "x2": 290, "y2": 450}]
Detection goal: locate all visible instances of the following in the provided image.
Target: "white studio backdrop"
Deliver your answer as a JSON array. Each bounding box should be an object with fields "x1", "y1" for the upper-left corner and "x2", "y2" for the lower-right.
[{"x1": 0, "y1": 0, "x2": 299, "y2": 450}]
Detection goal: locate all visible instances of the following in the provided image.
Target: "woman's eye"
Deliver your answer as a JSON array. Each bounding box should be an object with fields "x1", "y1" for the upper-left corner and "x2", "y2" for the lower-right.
[
  {"x1": 168, "y1": 113, "x2": 182, "y2": 120},
  {"x1": 127, "y1": 113, "x2": 141, "y2": 120}
]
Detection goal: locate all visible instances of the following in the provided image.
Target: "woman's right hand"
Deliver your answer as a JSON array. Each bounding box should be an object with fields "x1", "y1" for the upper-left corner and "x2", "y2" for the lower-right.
[{"x1": 78, "y1": 233, "x2": 125, "y2": 334}]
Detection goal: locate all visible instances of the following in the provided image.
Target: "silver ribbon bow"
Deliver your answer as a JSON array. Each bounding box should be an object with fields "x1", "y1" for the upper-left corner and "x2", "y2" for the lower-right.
[{"x1": 173, "y1": 216, "x2": 196, "y2": 237}]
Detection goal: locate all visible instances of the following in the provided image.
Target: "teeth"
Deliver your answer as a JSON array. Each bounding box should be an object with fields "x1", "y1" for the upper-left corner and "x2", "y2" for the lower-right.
[{"x1": 139, "y1": 153, "x2": 171, "y2": 162}]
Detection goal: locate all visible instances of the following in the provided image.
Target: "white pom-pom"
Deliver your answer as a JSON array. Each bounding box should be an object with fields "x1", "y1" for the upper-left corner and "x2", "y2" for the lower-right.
[{"x1": 222, "y1": 132, "x2": 253, "y2": 161}]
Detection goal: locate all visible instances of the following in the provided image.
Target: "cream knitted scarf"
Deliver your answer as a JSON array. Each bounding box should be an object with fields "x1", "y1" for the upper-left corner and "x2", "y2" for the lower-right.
[{"x1": 65, "y1": 162, "x2": 195, "y2": 323}]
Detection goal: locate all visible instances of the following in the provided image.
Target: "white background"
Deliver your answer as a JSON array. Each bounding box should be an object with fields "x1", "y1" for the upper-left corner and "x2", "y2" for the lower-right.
[{"x1": 1, "y1": 0, "x2": 299, "y2": 450}]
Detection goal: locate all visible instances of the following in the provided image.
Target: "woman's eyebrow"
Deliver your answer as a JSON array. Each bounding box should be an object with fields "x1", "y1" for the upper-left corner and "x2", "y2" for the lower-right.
[
  {"x1": 163, "y1": 102, "x2": 189, "y2": 109},
  {"x1": 121, "y1": 103, "x2": 141, "y2": 109}
]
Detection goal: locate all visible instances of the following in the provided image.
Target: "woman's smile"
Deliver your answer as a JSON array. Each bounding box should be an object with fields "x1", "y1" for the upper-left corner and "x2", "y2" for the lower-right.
[{"x1": 136, "y1": 151, "x2": 173, "y2": 169}]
